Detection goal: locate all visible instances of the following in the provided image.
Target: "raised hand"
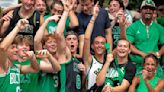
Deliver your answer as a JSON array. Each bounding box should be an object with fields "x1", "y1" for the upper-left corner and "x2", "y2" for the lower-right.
[
  {"x1": 77, "y1": 63, "x2": 85, "y2": 72},
  {"x1": 142, "y1": 69, "x2": 149, "y2": 80},
  {"x1": 24, "y1": 51, "x2": 36, "y2": 60},
  {"x1": 16, "y1": 19, "x2": 29, "y2": 31},
  {"x1": 35, "y1": 49, "x2": 51, "y2": 58},
  {"x1": 46, "y1": 15, "x2": 61, "y2": 22},
  {"x1": 106, "y1": 53, "x2": 114, "y2": 63},
  {"x1": 92, "y1": 1, "x2": 100, "y2": 17}
]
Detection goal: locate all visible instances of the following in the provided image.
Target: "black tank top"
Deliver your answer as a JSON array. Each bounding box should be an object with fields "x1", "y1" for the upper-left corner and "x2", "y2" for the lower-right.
[{"x1": 5, "y1": 7, "x2": 40, "y2": 37}]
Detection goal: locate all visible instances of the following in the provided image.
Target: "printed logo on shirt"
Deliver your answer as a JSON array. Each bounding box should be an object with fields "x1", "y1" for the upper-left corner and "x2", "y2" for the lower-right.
[
  {"x1": 10, "y1": 73, "x2": 20, "y2": 84},
  {"x1": 94, "y1": 68, "x2": 101, "y2": 75},
  {"x1": 76, "y1": 74, "x2": 81, "y2": 89}
]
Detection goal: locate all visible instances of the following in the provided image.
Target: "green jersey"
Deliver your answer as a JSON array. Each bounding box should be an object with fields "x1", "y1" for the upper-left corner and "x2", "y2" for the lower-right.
[
  {"x1": 14, "y1": 59, "x2": 40, "y2": 92},
  {"x1": 38, "y1": 72, "x2": 58, "y2": 92},
  {"x1": 44, "y1": 14, "x2": 70, "y2": 35},
  {"x1": 136, "y1": 74, "x2": 158, "y2": 92},
  {"x1": 126, "y1": 19, "x2": 164, "y2": 71},
  {"x1": 0, "y1": 65, "x2": 21, "y2": 92}
]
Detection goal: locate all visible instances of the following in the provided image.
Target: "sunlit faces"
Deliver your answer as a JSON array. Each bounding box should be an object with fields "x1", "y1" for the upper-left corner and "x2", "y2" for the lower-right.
[
  {"x1": 6, "y1": 44, "x2": 18, "y2": 61},
  {"x1": 65, "y1": 35, "x2": 78, "y2": 54},
  {"x1": 35, "y1": 0, "x2": 46, "y2": 14},
  {"x1": 116, "y1": 40, "x2": 130, "y2": 58},
  {"x1": 92, "y1": 36, "x2": 106, "y2": 55},
  {"x1": 143, "y1": 57, "x2": 158, "y2": 77},
  {"x1": 44, "y1": 37, "x2": 57, "y2": 54},
  {"x1": 51, "y1": 3, "x2": 64, "y2": 15},
  {"x1": 109, "y1": 0, "x2": 121, "y2": 15},
  {"x1": 21, "y1": 0, "x2": 35, "y2": 10},
  {"x1": 81, "y1": 0, "x2": 93, "y2": 15},
  {"x1": 141, "y1": 6, "x2": 155, "y2": 21}
]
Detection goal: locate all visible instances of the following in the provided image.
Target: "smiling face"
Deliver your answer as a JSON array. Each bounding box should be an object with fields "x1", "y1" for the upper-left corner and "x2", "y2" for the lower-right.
[
  {"x1": 21, "y1": 0, "x2": 35, "y2": 10},
  {"x1": 65, "y1": 35, "x2": 78, "y2": 54},
  {"x1": 92, "y1": 36, "x2": 106, "y2": 55},
  {"x1": 143, "y1": 56, "x2": 158, "y2": 77},
  {"x1": 141, "y1": 6, "x2": 155, "y2": 21},
  {"x1": 116, "y1": 40, "x2": 130, "y2": 58},
  {"x1": 6, "y1": 44, "x2": 18, "y2": 61},
  {"x1": 109, "y1": 0, "x2": 121, "y2": 14},
  {"x1": 44, "y1": 37, "x2": 57, "y2": 54}
]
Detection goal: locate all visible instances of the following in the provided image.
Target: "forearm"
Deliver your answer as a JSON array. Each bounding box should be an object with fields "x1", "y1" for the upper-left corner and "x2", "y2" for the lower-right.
[
  {"x1": 119, "y1": 21, "x2": 127, "y2": 39},
  {"x1": 29, "y1": 56, "x2": 40, "y2": 72},
  {"x1": 96, "y1": 61, "x2": 111, "y2": 86},
  {"x1": 0, "y1": 25, "x2": 19, "y2": 50},
  {"x1": 34, "y1": 20, "x2": 48, "y2": 49},
  {"x1": 158, "y1": 45, "x2": 164, "y2": 56},
  {"x1": 56, "y1": 11, "x2": 69, "y2": 34},
  {"x1": 145, "y1": 79, "x2": 155, "y2": 92},
  {"x1": 131, "y1": 44, "x2": 146, "y2": 58},
  {"x1": 69, "y1": 10, "x2": 78, "y2": 28},
  {"x1": 48, "y1": 54, "x2": 61, "y2": 72},
  {"x1": 84, "y1": 16, "x2": 96, "y2": 39}
]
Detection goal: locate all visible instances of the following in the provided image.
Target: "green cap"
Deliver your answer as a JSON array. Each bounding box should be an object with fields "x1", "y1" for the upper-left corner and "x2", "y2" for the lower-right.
[{"x1": 140, "y1": 0, "x2": 156, "y2": 9}]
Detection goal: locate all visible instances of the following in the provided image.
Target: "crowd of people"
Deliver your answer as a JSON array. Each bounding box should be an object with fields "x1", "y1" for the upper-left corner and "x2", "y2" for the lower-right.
[{"x1": 0, "y1": 0, "x2": 164, "y2": 92}]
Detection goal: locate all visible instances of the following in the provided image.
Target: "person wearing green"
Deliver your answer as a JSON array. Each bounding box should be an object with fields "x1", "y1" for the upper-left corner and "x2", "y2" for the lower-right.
[
  {"x1": 0, "y1": 19, "x2": 40, "y2": 92},
  {"x1": 44, "y1": 0, "x2": 78, "y2": 35},
  {"x1": 129, "y1": 54, "x2": 164, "y2": 92},
  {"x1": 97, "y1": 39, "x2": 136, "y2": 92},
  {"x1": 126, "y1": 0, "x2": 164, "y2": 75}
]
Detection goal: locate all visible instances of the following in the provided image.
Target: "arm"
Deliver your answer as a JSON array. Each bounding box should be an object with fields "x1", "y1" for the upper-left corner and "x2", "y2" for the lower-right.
[
  {"x1": 0, "y1": 11, "x2": 13, "y2": 35},
  {"x1": 155, "y1": 80, "x2": 164, "y2": 92},
  {"x1": 34, "y1": 15, "x2": 60, "y2": 51},
  {"x1": 110, "y1": 79, "x2": 130, "y2": 92},
  {"x1": 37, "y1": 50, "x2": 61, "y2": 72},
  {"x1": 96, "y1": 54, "x2": 113, "y2": 86},
  {"x1": 83, "y1": 2, "x2": 99, "y2": 67},
  {"x1": 68, "y1": 0, "x2": 79, "y2": 28},
  {"x1": 20, "y1": 51, "x2": 40, "y2": 74},
  {"x1": 0, "y1": 19, "x2": 28, "y2": 50},
  {"x1": 2, "y1": 4, "x2": 22, "y2": 15},
  {"x1": 129, "y1": 76, "x2": 140, "y2": 92},
  {"x1": 131, "y1": 44, "x2": 147, "y2": 58}
]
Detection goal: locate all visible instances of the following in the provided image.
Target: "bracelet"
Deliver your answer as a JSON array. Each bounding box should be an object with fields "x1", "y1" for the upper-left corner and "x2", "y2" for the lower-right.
[
  {"x1": 156, "y1": 52, "x2": 161, "y2": 58},
  {"x1": 89, "y1": 20, "x2": 94, "y2": 24}
]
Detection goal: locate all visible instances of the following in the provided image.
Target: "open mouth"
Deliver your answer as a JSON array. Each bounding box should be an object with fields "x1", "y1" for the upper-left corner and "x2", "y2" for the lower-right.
[{"x1": 71, "y1": 45, "x2": 74, "y2": 49}]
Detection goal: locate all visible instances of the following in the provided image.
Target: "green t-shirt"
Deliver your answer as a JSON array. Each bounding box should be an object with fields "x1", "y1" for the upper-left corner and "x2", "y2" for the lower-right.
[
  {"x1": 136, "y1": 74, "x2": 158, "y2": 92},
  {"x1": 38, "y1": 72, "x2": 58, "y2": 92},
  {"x1": 126, "y1": 19, "x2": 164, "y2": 71},
  {"x1": 0, "y1": 65, "x2": 21, "y2": 92},
  {"x1": 44, "y1": 14, "x2": 70, "y2": 35},
  {"x1": 14, "y1": 59, "x2": 41, "y2": 92}
]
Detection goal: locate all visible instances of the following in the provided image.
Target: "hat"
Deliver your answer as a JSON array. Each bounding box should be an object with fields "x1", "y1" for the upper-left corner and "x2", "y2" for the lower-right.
[{"x1": 140, "y1": 0, "x2": 156, "y2": 9}]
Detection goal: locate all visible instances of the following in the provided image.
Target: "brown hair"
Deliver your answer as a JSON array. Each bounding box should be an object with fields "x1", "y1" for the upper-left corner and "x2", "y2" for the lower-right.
[
  {"x1": 42, "y1": 34, "x2": 55, "y2": 44},
  {"x1": 14, "y1": 35, "x2": 33, "y2": 47}
]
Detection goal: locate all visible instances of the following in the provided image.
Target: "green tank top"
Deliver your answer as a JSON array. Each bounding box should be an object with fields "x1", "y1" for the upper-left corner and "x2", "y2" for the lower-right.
[
  {"x1": 38, "y1": 72, "x2": 58, "y2": 92},
  {"x1": 14, "y1": 59, "x2": 41, "y2": 92},
  {"x1": 136, "y1": 74, "x2": 158, "y2": 92},
  {"x1": 0, "y1": 65, "x2": 21, "y2": 92}
]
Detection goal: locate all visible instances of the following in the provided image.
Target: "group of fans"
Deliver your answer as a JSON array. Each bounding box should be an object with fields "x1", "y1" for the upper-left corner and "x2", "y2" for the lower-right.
[{"x1": 0, "y1": 0, "x2": 164, "y2": 92}]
